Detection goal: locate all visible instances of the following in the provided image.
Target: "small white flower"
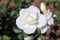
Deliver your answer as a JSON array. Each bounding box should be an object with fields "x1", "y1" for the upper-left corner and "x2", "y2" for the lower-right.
[
  {"x1": 16, "y1": 7, "x2": 47, "y2": 34},
  {"x1": 37, "y1": 37, "x2": 41, "y2": 40},
  {"x1": 24, "y1": 36, "x2": 32, "y2": 40},
  {"x1": 53, "y1": 14, "x2": 57, "y2": 17}
]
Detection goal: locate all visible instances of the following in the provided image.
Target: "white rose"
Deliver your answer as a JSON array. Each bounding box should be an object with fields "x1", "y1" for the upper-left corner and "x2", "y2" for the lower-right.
[
  {"x1": 16, "y1": 8, "x2": 47, "y2": 34},
  {"x1": 16, "y1": 8, "x2": 38, "y2": 34},
  {"x1": 41, "y1": 26, "x2": 49, "y2": 34}
]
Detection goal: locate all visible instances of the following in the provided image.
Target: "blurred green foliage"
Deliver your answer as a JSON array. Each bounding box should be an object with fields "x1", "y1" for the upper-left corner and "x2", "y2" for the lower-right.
[
  {"x1": 0, "y1": 0, "x2": 60, "y2": 40},
  {"x1": 54, "y1": 10, "x2": 60, "y2": 24}
]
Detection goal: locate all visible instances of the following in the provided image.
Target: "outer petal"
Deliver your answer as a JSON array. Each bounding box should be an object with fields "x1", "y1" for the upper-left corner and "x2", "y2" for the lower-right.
[
  {"x1": 41, "y1": 26, "x2": 49, "y2": 34},
  {"x1": 19, "y1": 9, "x2": 25, "y2": 16},
  {"x1": 29, "y1": 5, "x2": 40, "y2": 14},
  {"x1": 22, "y1": 24, "x2": 37, "y2": 34},
  {"x1": 19, "y1": 9, "x2": 29, "y2": 17},
  {"x1": 37, "y1": 14, "x2": 47, "y2": 29},
  {"x1": 16, "y1": 16, "x2": 23, "y2": 29},
  {"x1": 48, "y1": 18, "x2": 54, "y2": 25},
  {"x1": 16, "y1": 9, "x2": 28, "y2": 29}
]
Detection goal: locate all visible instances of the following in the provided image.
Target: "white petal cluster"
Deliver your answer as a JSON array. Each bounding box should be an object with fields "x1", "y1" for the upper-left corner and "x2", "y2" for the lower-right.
[
  {"x1": 40, "y1": 2, "x2": 54, "y2": 34},
  {"x1": 16, "y1": 6, "x2": 47, "y2": 34},
  {"x1": 40, "y1": 2, "x2": 52, "y2": 20}
]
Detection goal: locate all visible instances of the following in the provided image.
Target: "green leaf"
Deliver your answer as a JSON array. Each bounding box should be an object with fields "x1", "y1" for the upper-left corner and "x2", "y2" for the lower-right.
[{"x1": 3, "y1": 35, "x2": 11, "y2": 40}]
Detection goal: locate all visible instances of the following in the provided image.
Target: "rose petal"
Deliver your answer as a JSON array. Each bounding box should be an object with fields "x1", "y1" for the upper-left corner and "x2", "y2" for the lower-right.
[
  {"x1": 37, "y1": 14, "x2": 47, "y2": 29},
  {"x1": 16, "y1": 16, "x2": 23, "y2": 29},
  {"x1": 48, "y1": 18, "x2": 54, "y2": 25},
  {"x1": 23, "y1": 24, "x2": 37, "y2": 34}
]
